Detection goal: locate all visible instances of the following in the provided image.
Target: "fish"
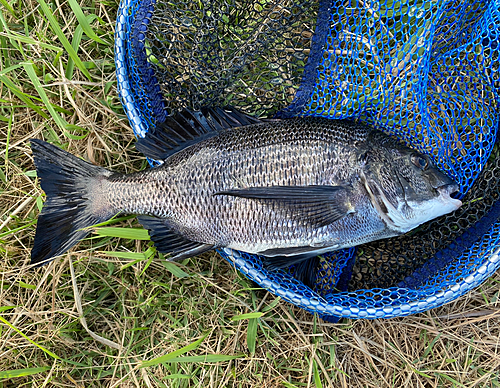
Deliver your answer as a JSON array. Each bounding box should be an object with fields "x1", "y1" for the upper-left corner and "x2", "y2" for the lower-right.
[{"x1": 29, "y1": 107, "x2": 462, "y2": 275}]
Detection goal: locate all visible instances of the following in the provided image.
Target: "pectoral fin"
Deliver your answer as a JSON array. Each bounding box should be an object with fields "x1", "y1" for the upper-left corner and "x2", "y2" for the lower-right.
[{"x1": 215, "y1": 185, "x2": 355, "y2": 227}]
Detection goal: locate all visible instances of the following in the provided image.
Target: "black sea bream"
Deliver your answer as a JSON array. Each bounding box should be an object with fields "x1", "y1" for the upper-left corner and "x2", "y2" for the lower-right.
[{"x1": 30, "y1": 108, "x2": 461, "y2": 269}]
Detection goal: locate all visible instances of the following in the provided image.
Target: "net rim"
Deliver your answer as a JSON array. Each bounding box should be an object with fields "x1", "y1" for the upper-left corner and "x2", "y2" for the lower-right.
[{"x1": 219, "y1": 245, "x2": 500, "y2": 319}]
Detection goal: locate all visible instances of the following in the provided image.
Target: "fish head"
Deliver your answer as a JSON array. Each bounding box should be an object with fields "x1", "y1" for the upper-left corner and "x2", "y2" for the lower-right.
[{"x1": 360, "y1": 133, "x2": 462, "y2": 233}]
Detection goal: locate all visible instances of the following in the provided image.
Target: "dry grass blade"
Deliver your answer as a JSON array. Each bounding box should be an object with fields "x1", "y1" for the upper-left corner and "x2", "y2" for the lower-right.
[{"x1": 68, "y1": 257, "x2": 121, "y2": 349}]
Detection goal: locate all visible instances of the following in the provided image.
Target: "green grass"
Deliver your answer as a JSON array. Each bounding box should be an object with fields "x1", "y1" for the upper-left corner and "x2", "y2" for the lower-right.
[{"x1": 1, "y1": 1, "x2": 500, "y2": 387}]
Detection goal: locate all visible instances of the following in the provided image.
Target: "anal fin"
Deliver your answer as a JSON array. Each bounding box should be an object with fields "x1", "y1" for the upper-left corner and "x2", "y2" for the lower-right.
[{"x1": 138, "y1": 216, "x2": 215, "y2": 261}]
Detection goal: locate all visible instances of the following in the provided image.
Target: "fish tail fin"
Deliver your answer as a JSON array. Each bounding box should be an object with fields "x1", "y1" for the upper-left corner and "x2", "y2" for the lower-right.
[{"x1": 30, "y1": 139, "x2": 115, "y2": 267}]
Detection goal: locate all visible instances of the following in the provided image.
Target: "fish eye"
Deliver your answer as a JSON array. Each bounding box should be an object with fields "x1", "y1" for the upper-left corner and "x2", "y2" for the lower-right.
[{"x1": 411, "y1": 154, "x2": 429, "y2": 170}]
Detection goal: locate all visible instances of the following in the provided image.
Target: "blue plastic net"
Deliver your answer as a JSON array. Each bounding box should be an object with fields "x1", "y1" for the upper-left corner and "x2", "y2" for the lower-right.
[{"x1": 115, "y1": 0, "x2": 500, "y2": 320}]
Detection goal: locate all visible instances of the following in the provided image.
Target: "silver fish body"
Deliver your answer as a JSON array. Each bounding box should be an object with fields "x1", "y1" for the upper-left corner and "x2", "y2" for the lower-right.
[{"x1": 30, "y1": 109, "x2": 461, "y2": 268}]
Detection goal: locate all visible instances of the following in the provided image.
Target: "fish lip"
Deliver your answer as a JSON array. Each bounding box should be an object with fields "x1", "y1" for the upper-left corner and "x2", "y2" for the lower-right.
[
  {"x1": 437, "y1": 183, "x2": 462, "y2": 209},
  {"x1": 437, "y1": 183, "x2": 458, "y2": 196}
]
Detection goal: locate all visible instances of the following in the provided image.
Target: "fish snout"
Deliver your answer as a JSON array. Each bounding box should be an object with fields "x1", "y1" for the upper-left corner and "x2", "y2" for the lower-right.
[
  {"x1": 437, "y1": 183, "x2": 462, "y2": 210},
  {"x1": 425, "y1": 166, "x2": 456, "y2": 189}
]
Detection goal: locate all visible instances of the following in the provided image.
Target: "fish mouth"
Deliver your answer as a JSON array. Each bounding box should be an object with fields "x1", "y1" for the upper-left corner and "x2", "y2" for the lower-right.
[{"x1": 437, "y1": 183, "x2": 462, "y2": 209}]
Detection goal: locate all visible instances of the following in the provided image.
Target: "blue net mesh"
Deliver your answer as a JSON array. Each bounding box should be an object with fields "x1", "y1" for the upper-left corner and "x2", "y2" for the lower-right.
[{"x1": 115, "y1": 0, "x2": 500, "y2": 320}]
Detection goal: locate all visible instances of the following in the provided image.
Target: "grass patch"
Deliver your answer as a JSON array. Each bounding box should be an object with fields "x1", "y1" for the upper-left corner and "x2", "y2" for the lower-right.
[{"x1": 0, "y1": 1, "x2": 499, "y2": 387}]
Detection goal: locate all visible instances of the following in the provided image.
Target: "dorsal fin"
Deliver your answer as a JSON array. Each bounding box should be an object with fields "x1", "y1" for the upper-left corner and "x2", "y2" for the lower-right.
[{"x1": 136, "y1": 107, "x2": 264, "y2": 160}]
